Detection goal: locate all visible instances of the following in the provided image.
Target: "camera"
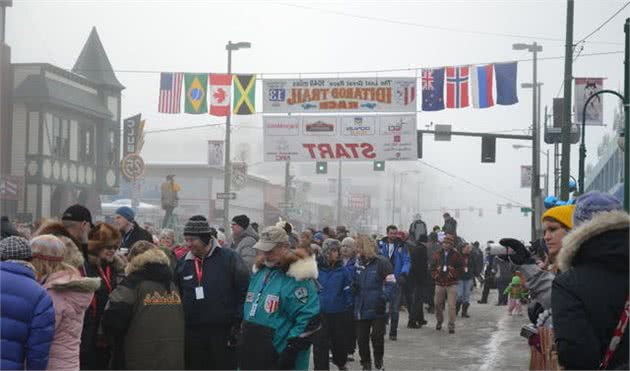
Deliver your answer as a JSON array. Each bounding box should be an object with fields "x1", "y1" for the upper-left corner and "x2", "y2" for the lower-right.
[
  {"x1": 520, "y1": 324, "x2": 538, "y2": 339},
  {"x1": 486, "y1": 243, "x2": 515, "y2": 256}
]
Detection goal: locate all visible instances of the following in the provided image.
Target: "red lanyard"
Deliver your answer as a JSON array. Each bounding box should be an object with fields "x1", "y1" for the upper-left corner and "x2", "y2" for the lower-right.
[
  {"x1": 194, "y1": 258, "x2": 204, "y2": 286},
  {"x1": 600, "y1": 294, "x2": 630, "y2": 369},
  {"x1": 98, "y1": 265, "x2": 112, "y2": 293}
]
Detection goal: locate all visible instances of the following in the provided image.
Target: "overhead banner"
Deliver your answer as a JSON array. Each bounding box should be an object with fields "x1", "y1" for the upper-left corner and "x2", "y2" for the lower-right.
[
  {"x1": 263, "y1": 78, "x2": 417, "y2": 113},
  {"x1": 574, "y1": 78, "x2": 604, "y2": 126},
  {"x1": 263, "y1": 115, "x2": 417, "y2": 162}
]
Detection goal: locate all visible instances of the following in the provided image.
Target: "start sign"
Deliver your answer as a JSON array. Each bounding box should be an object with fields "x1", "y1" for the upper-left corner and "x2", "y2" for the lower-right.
[
  {"x1": 121, "y1": 153, "x2": 145, "y2": 180},
  {"x1": 263, "y1": 115, "x2": 417, "y2": 162}
]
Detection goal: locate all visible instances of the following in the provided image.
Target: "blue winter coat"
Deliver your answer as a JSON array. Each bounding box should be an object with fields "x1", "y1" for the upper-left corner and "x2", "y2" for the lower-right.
[
  {"x1": 317, "y1": 261, "x2": 352, "y2": 314},
  {"x1": 378, "y1": 238, "x2": 410, "y2": 280},
  {"x1": 353, "y1": 256, "x2": 395, "y2": 321},
  {"x1": 1, "y1": 261, "x2": 56, "y2": 370}
]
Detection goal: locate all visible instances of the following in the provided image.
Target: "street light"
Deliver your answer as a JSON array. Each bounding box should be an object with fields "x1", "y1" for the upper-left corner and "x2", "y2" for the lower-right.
[
  {"x1": 223, "y1": 40, "x2": 251, "y2": 238},
  {"x1": 513, "y1": 144, "x2": 550, "y2": 198},
  {"x1": 513, "y1": 41, "x2": 543, "y2": 241}
]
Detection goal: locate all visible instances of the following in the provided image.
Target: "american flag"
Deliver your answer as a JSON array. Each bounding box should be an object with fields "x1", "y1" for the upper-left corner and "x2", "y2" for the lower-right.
[{"x1": 158, "y1": 72, "x2": 183, "y2": 113}]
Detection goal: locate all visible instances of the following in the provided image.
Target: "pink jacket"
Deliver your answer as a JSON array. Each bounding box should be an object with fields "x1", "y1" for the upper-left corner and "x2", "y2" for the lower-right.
[
  {"x1": 43, "y1": 269, "x2": 100, "y2": 371},
  {"x1": 172, "y1": 245, "x2": 190, "y2": 260}
]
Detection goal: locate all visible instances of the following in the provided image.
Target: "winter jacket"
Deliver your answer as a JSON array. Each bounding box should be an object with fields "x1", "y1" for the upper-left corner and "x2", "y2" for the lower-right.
[
  {"x1": 408, "y1": 240, "x2": 428, "y2": 286},
  {"x1": 119, "y1": 222, "x2": 153, "y2": 252},
  {"x1": 80, "y1": 254, "x2": 126, "y2": 370},
  {"x1": 103, "y1": 249, "x2": 185, "y2": 370},
  {"x1": 430, "y1": 248, "x2": 464, "y2": 287},
  {"x1": 43, "y1": 269, "x2": 100, "y2": 370},
  {"x1": 471, "y1": 247, "x2": 484, "y2": 277},
  {"x1": 232, "y1": 225, "x2": 259, "y2": 270},
  {"x1": 552, "y1": 210, "x2": 630, "y2": 370},
  {"x1": 1, "y1": 261, "x2": 56, "y2": 370},
  {"x1": 493, "y1": 256, "x2": 513, "y2": 284},
  {"x1": 175, "y1": 242, "x2": 250, "y2": 327},
  {"x1": 343, "y1": 255, "x2": 357, "y2": 276},
  {"x1": 377, "y1": 238, "x2": 410, "y2": 280},
  {"x1": 353, "y1": 255, "x2": 395, "y2": 321},
  {"x1": 442, "y1": 217, "x2": 457, "y2": 235},
  {"x1": 241, "y1": 252, "x2": 320, "y2": 370},
  {"x1": 317, "y1": 260, "x2": 352, "y2": 314},
  {"x1": 503, "y1": 283, "x2": 528, "y2": 300},
  {"x1": 460, "y1": 253, "x2": 479, "y2": 281}
]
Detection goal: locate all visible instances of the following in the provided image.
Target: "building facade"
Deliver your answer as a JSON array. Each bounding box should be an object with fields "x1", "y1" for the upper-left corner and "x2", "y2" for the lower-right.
[{"x1": 1, "y1": 27, "x2": 124, "y2": 220}]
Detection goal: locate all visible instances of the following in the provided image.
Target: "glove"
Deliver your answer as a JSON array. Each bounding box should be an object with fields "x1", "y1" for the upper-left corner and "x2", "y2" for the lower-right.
[
  {"x1": 277, "y1": 344, "x2": 299, "y2": 370},
  {"x1": 499, "y1": 238, "x2": 535, "y2": 266},
  {"x1": 398, "y1": 274, "x2": 407, "y2": 286},
  {"x1": 528, "y1": 301, "x2": 544, "y2": 324}
]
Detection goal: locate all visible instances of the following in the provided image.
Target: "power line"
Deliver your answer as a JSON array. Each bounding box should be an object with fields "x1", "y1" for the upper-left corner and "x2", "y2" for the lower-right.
[
  {"x1": 76, "y1": 50, "x2": 623, "y2": 77},
  {"x1": 272, "y1": 1, "x2": 624, "y2": 46},
  {"x1": 144, "y1": 122, "x2": 262, "y2": 134},
  {"x1": 575, "y1": 1, "x2": 630, "y2": 45},
  {"x1": 417, "y1": 160, "x2": 526, "y2": 206}
]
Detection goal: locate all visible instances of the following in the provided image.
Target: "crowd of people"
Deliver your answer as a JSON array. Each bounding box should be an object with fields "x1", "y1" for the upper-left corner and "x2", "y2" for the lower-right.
[{"x1": 0, "y1": 190, "x2": 628, "y2": 371}]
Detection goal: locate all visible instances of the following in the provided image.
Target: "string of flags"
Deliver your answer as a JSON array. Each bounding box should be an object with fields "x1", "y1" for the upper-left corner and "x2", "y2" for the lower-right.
[
  {"x1": 157, "y1": 61, "x2": 518, "y2": 115},
  {"x1": 158, "y1": 73, "x2": 256, "y2": 116}
]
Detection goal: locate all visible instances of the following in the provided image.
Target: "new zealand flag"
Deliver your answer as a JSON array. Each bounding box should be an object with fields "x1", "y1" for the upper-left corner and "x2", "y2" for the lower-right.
[{"x1": 421, "y1": 68, "x2": 445, "y2": 111}]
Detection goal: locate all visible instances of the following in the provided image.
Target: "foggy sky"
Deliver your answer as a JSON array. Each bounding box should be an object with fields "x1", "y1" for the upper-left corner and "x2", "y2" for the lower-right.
[{"x1": 7, "y1": 0, "x2": 628, "y2": 242}]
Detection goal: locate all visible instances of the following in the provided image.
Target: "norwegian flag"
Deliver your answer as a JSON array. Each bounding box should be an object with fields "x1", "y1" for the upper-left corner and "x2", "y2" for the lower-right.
[
  {"x1": 446, "y1": 66, "x2": 470, "y2": 108},
  {"x1": 0, "y1": 178, "x2": 19, "y2": 200},
  {"x1": 209, "y1": 74, "x2": 232, "y2": 117},
  {"x1": 158, "y1": 72, "x2": 183, "y2": 113}
]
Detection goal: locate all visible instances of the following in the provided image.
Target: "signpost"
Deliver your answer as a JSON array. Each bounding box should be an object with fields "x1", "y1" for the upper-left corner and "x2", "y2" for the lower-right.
[{"x1": 216, "y1": 192, "x2": 237, "y2": 200}]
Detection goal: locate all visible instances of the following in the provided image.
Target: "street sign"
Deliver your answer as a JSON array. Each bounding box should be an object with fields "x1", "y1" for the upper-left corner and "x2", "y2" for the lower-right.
[
  {"x1": 120, "y1": 153, "x2": 145, "y2": 180},
  {"x1": 216, "y1": 192, "x2": 237, "y2": 200},
  {"x1": 520, "y1": 207, "x2": 532, "y2": 213},
  {"x1": 434, "y1": 124, "x2": 452, "y2": 141},
  {"x1": 278, "y1": 202, "x2": 294, "y2": 208},
  {"x1": 520, "y1": 165, "x2": 532, "y2": 188}
]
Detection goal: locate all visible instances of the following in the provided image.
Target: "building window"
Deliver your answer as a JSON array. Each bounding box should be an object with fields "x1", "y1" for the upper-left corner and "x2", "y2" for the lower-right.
[
  {"x1": 80, "y1": 125, "x2": 95, "y2": 163},
  {"x1": 107, "y1": 129, "x2": 117, "y2": 166}
]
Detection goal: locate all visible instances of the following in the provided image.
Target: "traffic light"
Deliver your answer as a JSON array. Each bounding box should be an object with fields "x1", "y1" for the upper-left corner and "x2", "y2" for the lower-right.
[
  {"x1": 481, "y1": 135, "x2": 496, "y2": 163},
  {"x1": 373, "y1": 161, "x2": 385, "y2": 171},
  {"x1": 316, "y1": 161, "x2": 327, "y2": 174}
]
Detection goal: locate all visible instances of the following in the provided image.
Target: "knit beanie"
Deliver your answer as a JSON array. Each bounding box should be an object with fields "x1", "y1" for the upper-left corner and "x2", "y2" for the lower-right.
[
  {"x1": 30, "y1": 235, "x2": 66, "y2": 262},
  {"x1": 322, "y1": 238, "x2": 340, "y2": 257},
  {"x1": 184, "y1": 215, "x2": 212, "y2": 245},
  {"x1": 511, "y1": 275, "x2": 521, "y2": 285},
  {"x1": 0, "y1": 236, "x2": 31, "y2": 261},
  {"x1": 541, "y1": 205, "x2": 575, "y2": 230},
  {"x1": 115, "y1": 206, "x2": 135, "y2": 222},
  {"x1": 232, "y1": 215, "x2": 250, "y2": 229},
  {"x1": 573, "y1": 191, "x2": 623, "y2": 227}
]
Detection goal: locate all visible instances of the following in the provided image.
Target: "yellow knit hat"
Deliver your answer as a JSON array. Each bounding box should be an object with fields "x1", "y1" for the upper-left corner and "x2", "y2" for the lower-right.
[{"x1": 541, "y1": 205, "x2": 575, "y2": 229}]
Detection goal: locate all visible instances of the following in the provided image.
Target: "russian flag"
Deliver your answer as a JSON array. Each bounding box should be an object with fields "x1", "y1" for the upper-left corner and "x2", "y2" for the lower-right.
[{"x1": 471, "y1": 64, "x2": 494, "y2": 109}]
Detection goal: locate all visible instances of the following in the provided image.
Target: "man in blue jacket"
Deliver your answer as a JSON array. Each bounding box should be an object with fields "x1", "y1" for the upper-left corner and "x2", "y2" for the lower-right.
[
  {"x1": 175, "y1": 215, "x2": 250, "y2": 370},
  {"x1": 0, "y1": 236, "x2": 56, "y2": 370},
  {"x1": 378, "y1": 225, "x2": 410, "y2": 340}
]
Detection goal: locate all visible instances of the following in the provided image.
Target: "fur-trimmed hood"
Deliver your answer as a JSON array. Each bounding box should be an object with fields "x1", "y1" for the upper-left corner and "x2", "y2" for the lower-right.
[
  {"x1": 254, "y1": 249, "x2": 319, "y2": 281},
  {"x1": 558, "y1": 210, "x2": 630, "y2": 273},
  {"x1": 125, "y1": 248, "x2": 170, "y2": 275},
  {"x1": 44, "y1": 269, "x2": 101, "y2": 292}
]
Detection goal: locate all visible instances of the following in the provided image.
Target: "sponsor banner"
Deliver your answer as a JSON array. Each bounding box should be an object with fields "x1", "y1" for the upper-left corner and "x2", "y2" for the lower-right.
[
  {"x1": 574, "y1": 78, "x2": 604, "y2": 126},
  {"x1": 263, "y1": 78, "x2": 417, "y2": 113},
  {"x1": 346, "y1": 192, "x2": 370, "y2": 209},
  {"x1": 263, "y1": 115, "x2": 417, "y2": 162}
]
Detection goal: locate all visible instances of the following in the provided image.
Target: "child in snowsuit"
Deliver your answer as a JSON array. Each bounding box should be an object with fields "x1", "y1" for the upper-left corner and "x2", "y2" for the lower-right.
[{"x1": 503, "y1": 275, "x2": 528, "y2": 316}]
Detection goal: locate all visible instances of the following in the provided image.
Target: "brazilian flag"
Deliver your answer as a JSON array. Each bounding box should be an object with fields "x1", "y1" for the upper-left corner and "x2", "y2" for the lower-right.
[
  {"x1": 233, "y1": 74, "x2": 255, "y2": 115},
  {"x1": 185, "y1": 73, "x2": 208, "y2": 114}
]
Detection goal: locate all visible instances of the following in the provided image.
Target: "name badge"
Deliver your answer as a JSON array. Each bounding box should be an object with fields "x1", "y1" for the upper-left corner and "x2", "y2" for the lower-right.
[
  {"x1": 249, "y1": 294, "x2": 260, "y2": 317},
  {"x1": 442, "y1": 265, "x2": 448, "y2": 273},
  {"x1": 195, "y1": 286, "x2": 205, "y2": 300},
  {"x1": 465, "y1": 267, "x2": 468, "y2": 273}
]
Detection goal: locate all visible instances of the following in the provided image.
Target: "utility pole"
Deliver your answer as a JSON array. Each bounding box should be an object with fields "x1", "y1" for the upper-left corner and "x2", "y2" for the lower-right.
[
  {"x1": 624, "y1": 18, "x2": 629, "y2": 212},
  {"x1": 284, "y1": 160, "x2": 291, "y2": 218},
  {"x1": 391, "y1": 173, "x2": 396, "y2": 223},
  {"x1": 560, "y1": 0, "x2": 574, "y2": 199},
  {"x1": 336, "y1": 161, "x2": 343, "y2": 226}
]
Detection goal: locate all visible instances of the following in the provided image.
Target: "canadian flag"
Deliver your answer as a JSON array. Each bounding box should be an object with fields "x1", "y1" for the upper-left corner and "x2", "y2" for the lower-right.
[{"x1": 209, "y1": 74, "x2": 232, "y2": 117}]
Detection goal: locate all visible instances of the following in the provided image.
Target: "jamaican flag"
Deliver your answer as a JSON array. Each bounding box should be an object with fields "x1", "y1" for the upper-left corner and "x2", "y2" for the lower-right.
[
  {"x1": 233, "y1": 74, "x2": 255, "y2": 115},
  {"x1": 185, "y1": 73, "x2": 208, "y2": 114}
]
